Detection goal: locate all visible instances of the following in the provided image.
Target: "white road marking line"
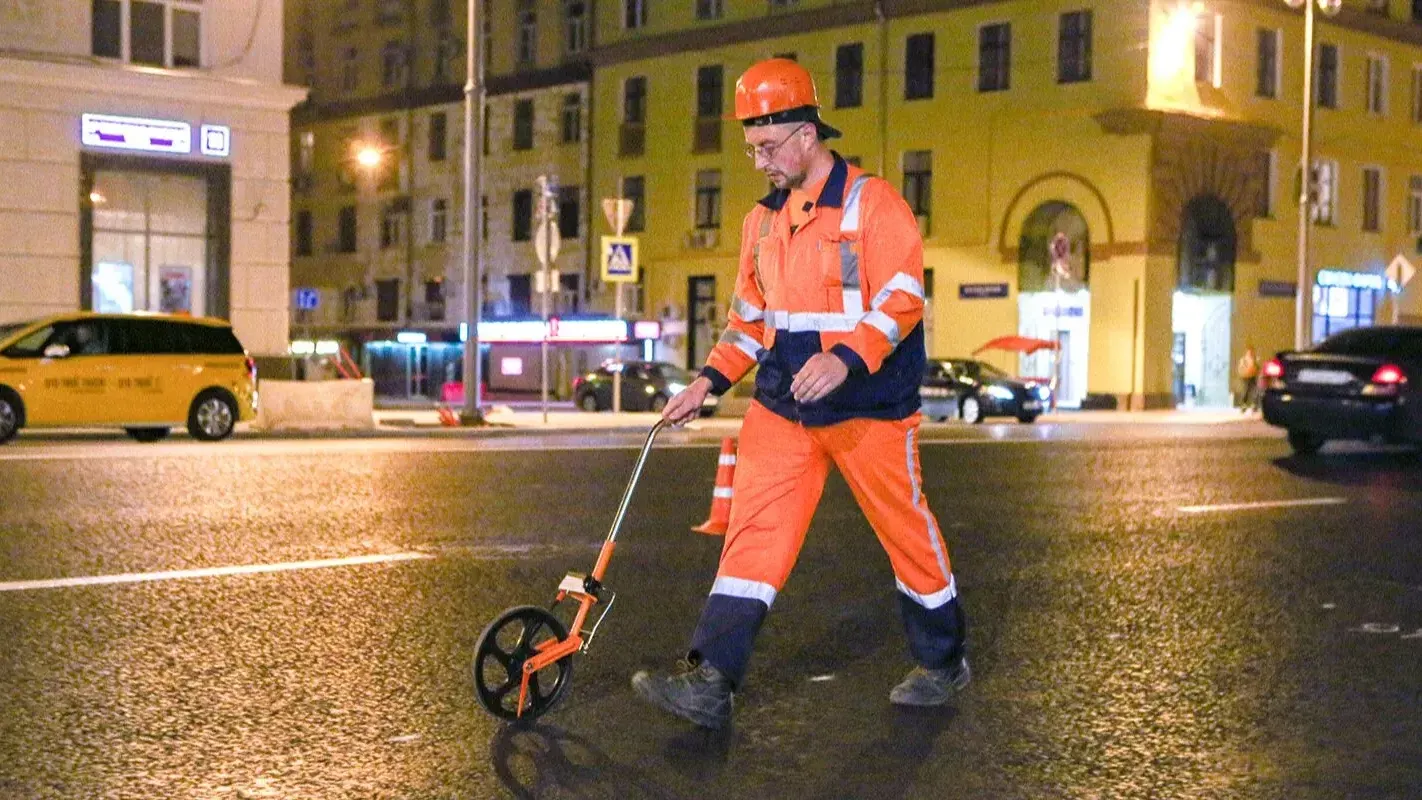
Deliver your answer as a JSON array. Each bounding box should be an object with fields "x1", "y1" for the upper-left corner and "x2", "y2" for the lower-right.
[
  {"x1": 0, "y1": 552, "x2": 433, "y2": 593},
  {"x1": 1177, "y1": 497, "x2": 1347, "y2": 514}
]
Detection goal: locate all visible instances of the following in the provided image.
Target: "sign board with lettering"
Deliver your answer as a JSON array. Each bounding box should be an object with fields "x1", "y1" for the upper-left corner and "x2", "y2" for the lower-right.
[{"x1": 959, "y1": 283, "x2": 1010, "y2": 300}]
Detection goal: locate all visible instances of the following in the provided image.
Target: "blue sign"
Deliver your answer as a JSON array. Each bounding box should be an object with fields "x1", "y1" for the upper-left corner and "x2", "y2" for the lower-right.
[
  {"x1": 1258, "y1": 280, "x2": 1297, "y2": 298},
  {"x1": 959, "y1": 283, "x2": 1010, "y2": 300},
  {"x1": 294, "y1": 288, "x2": 320, "y2": 311},
  {"x1": 1316, "y1": 269, "x2": 1398, "y2": 292}
]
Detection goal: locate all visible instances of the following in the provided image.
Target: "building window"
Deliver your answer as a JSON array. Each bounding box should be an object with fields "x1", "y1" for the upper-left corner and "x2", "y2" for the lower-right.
[
  {"x1": 297, "y1": 131, "x2": 316, "y2": 187},
  {"x1": 905, "y1": 33, "x2": 934, "y2": 100},
  {"x1": 1408, "y1": 175, "x2": 1422, "y2": 235},
  {"x1": 1367, "y1": 55, "x2": 1388, "y2": 115},
  {"x1": 1058, "y1": 11, "x2": 1092, "y2": 84},
  {"x1": 836, "y1": 43, "x2": 864, "y2": 108},
  {"x1": 338, "y1": 206, "x2": 358, "y2": 252},
  {"x1": 622, "y1": 176, "x2": 646, "y2": 232},
  {"x1": 425, "y1": 280, "x2": 446, "y2": 321},
  {"x1": 1255, "y1": 150, "x2": 1275, "y2": 219},
  {"x1": 376, "y1": 279, "x2": 400, "y2": 322},
  {"x1": 1195, "y1": 13, "x2": 1220, "y2": 87},
  {"x1": 625, "y1": 0, "x2": 646, "y2": 30},
  {"x1": 92, "y1": 0, "x2": 202, "y2": 68},
  {"x1": 558, "y1": 186, "x2": 581, "y2": 238},
  {"x1": 513, "y1": 99, "x2": 534, "y2": 151},
  {"x1": 1312, "y1": 283, "x2": 1378, "y2": 343},
  {"x1": 482, "y1": 104, "x2": 491, "y2": 155},
  {"x1": 1412, "y1": 66, "x2": 1422, "y2": 124},
  {"x1": 979, "y1": 23, "x2": 1011, "y2": 93},
  {"x1": 382, "y1": 42, "x2": 408, "y2": 89},
  {"x1": 1318, "y1": 43, "x2": 1339, "y2": 108},
  {"x1": 295, "y1": 210, "x2": 314, "y2": 257},
  {"x1": 518, "y1": 2, "x2": 537, "y2": 65},
  {"x1": 512, "y1": 189, "x2": 533, "y2": 241},
  {"x1": 696, "y1": 0, "x2": 723, "y2": 20},
  {"x1": 562, "y1": 93, "x2": 582, "y2": 144},
  {"x1": 433, "y1": 32, "x2": 456, "y2": 83},
  {"x1": 697, "y1": 65, "x2": 724, "y2": 118},
  {"x1": 565, "y1": 0, "x2": 587, "y2": 54},
  {"x1": 1312, "y1": 158, "x2": 1338, "y2": 225},
  {"x1": 1363, "y1": 167, "x2": 1383, "y2": 232},
  {"x1": 430, "y1": 198, "x2": 449, "y2": 243},
  {"x1": 381, "y1": 206, "x2": 404, "y2": 249},
  {"x1": 1257, "y1": 28, "x2": 1280, "y2": 99},
  {"x1": 624, "y1": 77, "x2": 648, "y2": 123},
  {"x1": 1415, "y1": 0, "x2": 1422, "y2": 22},
  {"x1": 695, "y1": 170, "x2": 722, "y2": 230},
  {"x1": 482, "y1": 5, "x2": 493, "y2": 73},
  {"x1": 428, "y1": 112, "x2": 447, "y2": 162},
  {"x1": 903, "y1": 150, "x2": 932, "y2": 235},
  {"x1": 342, "y1": 48, "x2": 360, "y2": 92}
]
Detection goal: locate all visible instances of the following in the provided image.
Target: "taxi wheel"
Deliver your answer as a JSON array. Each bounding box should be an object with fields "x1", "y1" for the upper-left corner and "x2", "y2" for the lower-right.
[
  {"x1": 0, "y1": 390, "x2": 20, "y2": 445},
  {"x1": 125, "y1": 427, "x2": 170, "y2": 443},
  {"x1": 188, "y1": 390, "x2": 238, "y2": 442},
  {"x1": 960, "y1": 395, "x2": 984, "y2": 425},
  {"x1": 649, "y1": 394, "x2": 668, "y2": 413}
]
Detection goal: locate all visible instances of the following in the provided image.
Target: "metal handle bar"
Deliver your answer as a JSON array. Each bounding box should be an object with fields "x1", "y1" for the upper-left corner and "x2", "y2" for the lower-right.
[{"x1": 603, "y1": 419, "x2": 670, "y2": 546}]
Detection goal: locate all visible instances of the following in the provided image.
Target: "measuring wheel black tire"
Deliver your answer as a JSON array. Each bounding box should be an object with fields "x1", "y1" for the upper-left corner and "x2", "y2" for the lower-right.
[{"x1": 473, "y1": 605, "x2": 575, "y2": 721}]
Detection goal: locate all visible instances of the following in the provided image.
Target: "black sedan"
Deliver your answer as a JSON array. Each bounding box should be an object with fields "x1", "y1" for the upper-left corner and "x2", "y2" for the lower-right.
[
  {"x1": 920, "y1": 358, "x2": 1050, "y2": 424},
  {"x1": 572, "y1": 360, "x2": 719, "y2": 415},
  {"x1": 1261, "y1": 326, "x2": 1422, "y2": 455}
]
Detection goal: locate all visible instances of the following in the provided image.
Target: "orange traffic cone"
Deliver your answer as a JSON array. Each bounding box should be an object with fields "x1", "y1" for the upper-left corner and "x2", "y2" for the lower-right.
[{"x1": 692, "y1": 437, "x2": 737, "y2": 536}]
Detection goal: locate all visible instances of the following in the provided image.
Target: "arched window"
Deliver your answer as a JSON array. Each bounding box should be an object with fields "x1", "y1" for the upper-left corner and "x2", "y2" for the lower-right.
[{"x1": 1018, "y1": 202, "x2": 1089, "y2": 292}]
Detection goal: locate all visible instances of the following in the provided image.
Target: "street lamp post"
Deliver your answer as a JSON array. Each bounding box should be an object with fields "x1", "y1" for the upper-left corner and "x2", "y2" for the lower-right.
[
  {"x1": 1285, "y1": 0, "x2": 1341, "y2": 350},
  {"x1": 460, "y1": 0, "x2": 486, "y2": 423}
]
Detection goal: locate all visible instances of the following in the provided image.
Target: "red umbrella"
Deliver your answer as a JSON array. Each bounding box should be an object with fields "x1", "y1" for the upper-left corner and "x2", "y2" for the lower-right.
[{"x1": 972, "y1": 336, "x2": 1060, "y2": 357}]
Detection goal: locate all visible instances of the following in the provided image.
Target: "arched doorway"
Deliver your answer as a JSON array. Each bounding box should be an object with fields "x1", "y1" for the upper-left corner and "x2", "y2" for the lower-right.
[
  {"x1": 1172, "y1": 195, "x2": 1236, "y2": 408},
  {"x1": 1017, "y1": 202, "x2": 1090, "y2": 407}
]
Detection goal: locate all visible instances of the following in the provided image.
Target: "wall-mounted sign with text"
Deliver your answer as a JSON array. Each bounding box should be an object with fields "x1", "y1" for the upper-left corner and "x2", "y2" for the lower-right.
[
  {"x1": 958, "y1": 282, "x2": 1010, "y2": 300},
  {"x1": 81, "y1": 113, "x2": 231, "y2": 158}
]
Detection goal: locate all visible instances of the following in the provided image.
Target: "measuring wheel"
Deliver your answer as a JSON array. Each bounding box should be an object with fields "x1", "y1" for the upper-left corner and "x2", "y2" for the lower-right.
[{"x1": 473, "y1": 605, "x2": 576, "y2": 721}]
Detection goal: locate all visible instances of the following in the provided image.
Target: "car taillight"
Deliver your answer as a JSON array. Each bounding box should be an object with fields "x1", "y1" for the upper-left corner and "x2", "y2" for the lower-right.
[
  {"x1": 245, "y1": 356, "x2": 257, "y2": 381},
  {"x1": 1262, "y1": 359, "x2": 1284, "y2": 379},
  {"x1": 1371, "y1": 364, "x2": 1407, "y2": 385}
]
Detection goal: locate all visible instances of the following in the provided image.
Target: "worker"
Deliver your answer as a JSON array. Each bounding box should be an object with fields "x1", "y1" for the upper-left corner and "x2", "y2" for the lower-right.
[{"x1": 632, "y1": 58, "x2": 968, "y2": 729}]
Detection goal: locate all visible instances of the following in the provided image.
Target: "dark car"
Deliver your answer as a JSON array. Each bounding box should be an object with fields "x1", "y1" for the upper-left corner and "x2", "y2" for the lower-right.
[
  {"x1": 1261, "y1": 326, "x2": 1422, "y2": 455},
  {"x1": 921, "y1": 358, "x2": 1050, "y2": 424},
  {"x1": 572, "y1": 360, "x2": 719, "y2": 415}
]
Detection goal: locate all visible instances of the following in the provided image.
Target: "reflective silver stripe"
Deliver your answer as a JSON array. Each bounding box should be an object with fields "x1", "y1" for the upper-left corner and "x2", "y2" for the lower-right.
[
  {"x1": 718, "y1": 454, "x2": 737, "y2": 466},
  {"x1": 765, "y1": 310, "x2": 860, "y2": 332},
  {"x1": 713, "y1": 487, "x2": 734, "y2": 499},
  {"x1": 841, "y1": 288, "x2": 864, "y2": 316},
  {"x1": 906, "y1": 426, "x2": 953, "y2": 588},
  {"x1": 719, "y1": 328, "x2": 763, "y2": 360},
  {"x1": 839, "y1": 240, "x2": 860, "y2": 290},
  {"x1": 732, "y1": 295, "x2": 765, "y2": 322},
  {"x1": 862, "y1": 310, "x2": 900, "y2": 344},
  {"x1": 841, "y1": 174, "x2": 871, "y2": 230},
  {"x1": 870, "y1": 272, "x2": 925, "y2": 309},
  {"x1": 896, "y1": 575, "x2": 957, "y2": 609},
  {"x1": 711, "y1": 576, "x2": 777, "y2": 608}
]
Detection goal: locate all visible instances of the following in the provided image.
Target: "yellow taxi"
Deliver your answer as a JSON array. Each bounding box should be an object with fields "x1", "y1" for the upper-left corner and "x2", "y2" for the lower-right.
[{"x1": 0, "y1": 312, "x2": 257, "y2": 444}]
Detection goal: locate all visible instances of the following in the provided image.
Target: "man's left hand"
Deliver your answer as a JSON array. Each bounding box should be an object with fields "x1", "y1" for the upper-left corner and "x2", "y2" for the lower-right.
[{"x1": 791, "y1": 352, "x2": 850, "y2": 404}]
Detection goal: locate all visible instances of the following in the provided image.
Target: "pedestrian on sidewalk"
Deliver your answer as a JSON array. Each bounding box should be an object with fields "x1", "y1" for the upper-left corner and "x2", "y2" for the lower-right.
[
  {"x1": 1237, "y1": 345, "x2": 1261, "y2": 413},
  {"x1": 632, "y1": 58, "x2": 968, "y2": 730}
]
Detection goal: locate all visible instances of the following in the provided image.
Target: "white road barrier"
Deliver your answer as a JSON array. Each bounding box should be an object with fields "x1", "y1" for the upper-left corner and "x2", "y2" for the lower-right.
[{"x1": 253, "y1": 379, "x2": 375, "y2": 431}]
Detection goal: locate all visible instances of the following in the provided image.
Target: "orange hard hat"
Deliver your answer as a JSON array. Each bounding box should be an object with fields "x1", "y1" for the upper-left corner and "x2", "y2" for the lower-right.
[{"x1": 732, "y1": 58, "x2": 841, "y2": 139}]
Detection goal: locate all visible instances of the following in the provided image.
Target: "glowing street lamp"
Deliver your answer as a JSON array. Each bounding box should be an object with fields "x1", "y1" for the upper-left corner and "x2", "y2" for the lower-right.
[{"x1": 355, "y1": 145, "x2": 383, "y2": 170}]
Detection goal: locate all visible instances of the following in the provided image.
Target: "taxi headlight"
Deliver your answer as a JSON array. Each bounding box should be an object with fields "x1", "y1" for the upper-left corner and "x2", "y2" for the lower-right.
[{"x1": 986, "y1": 385, "x2": 1015, "y2": 401}]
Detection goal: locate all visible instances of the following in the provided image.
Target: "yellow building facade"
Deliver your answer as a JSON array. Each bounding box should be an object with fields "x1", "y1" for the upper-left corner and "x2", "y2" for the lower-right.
[{"x1": 588, "y1": 0, "x2": 1422, "y2": 409}]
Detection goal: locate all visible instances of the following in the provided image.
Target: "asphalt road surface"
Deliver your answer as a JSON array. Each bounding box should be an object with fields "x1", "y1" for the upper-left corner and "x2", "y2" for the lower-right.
[{"x1": 1, "y1": 423, "x2": 1419, "y2": 799}]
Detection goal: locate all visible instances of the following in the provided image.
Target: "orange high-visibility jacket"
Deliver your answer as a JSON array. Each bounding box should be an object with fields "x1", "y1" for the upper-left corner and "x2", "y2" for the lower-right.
[{"x1": 700, "y1": 154, "x2": 928, "y2": 426}]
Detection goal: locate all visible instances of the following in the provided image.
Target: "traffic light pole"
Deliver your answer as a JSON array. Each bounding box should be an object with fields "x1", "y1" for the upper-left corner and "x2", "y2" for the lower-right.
[{"x1": 460, "y1": 0, "x2": 486, "y2": 424}]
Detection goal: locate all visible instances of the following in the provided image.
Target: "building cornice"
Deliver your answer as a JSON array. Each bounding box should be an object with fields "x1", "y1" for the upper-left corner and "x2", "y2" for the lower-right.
[{"x1": 0, "y1": 51, "x2": 307, "y2": 112}]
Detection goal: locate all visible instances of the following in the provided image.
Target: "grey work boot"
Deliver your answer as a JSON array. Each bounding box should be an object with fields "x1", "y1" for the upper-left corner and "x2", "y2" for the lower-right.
[
  {"x1": 631, "y1": 660, "x2": 734, "y2": 729},
  {"x1": 889, "y1": 657, "x2": 971, "y2": 707}
]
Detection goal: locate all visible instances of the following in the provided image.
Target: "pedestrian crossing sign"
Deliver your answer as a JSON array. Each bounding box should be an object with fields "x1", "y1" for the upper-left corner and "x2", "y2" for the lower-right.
[{"x1": 600, "y1": 236, "x2": 639, "y2": 283}]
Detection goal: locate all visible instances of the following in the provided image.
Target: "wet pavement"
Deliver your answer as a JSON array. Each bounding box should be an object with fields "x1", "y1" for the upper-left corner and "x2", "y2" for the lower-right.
[{"x1": 0, "y1": 427, "x2": 1419, "y2": 799}]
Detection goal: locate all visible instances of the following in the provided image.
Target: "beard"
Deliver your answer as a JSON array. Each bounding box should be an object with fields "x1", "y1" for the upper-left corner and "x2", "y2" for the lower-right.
[{"x1": 765, "y1": 167, "x2": 806, "y2": 190}]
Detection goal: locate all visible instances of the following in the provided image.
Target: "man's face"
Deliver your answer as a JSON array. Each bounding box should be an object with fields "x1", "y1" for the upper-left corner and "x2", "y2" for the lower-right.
[{"x1": 743, "y1": 123, "x2": 810, "y2": 190}]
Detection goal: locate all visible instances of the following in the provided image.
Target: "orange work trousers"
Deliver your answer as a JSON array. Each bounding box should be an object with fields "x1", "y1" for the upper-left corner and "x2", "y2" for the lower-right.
[{"x1": 688, "y1": 401, "x2": 963, "y2": 686}]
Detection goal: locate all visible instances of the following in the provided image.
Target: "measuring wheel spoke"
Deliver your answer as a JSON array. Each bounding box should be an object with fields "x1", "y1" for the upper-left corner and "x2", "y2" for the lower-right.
[{"x1": 473, "y1": 606, "x2": 575, "y2": 722}]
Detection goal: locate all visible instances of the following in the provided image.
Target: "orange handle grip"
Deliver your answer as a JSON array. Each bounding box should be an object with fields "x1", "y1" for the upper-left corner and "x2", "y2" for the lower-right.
[{"x1": 591, "y1": 541, "x2": 616, "y2": 582}]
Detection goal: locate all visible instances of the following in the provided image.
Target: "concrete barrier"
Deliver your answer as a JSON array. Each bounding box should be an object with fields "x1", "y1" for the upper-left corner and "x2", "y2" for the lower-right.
[{"x1": 253, "y1": 379, "x2": 375, "y2": 431}]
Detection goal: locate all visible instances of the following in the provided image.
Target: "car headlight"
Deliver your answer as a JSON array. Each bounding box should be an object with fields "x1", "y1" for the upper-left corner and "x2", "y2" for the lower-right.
[
  {"x1": 986, "y1": 385, "x2": 1015, "y2": 401},
  {"x1": 1035, "y1": 385, "x2": 1051, "y2": 401}
]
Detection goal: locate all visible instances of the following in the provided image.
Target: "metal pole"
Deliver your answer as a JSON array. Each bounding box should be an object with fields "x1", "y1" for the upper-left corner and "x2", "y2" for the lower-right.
[
  {"x1": 611, "y1": 209, "x2": 626, "y2": 413},
  {"x1": 1294, "y1": 0, "x2": 1315, "y2": 351},
  {"x1": 460, "y1": 0, "x2": 486, "y2": 423},
  {"x1": 541, "y1": 187, "x2": 551, "y2": 425}
]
